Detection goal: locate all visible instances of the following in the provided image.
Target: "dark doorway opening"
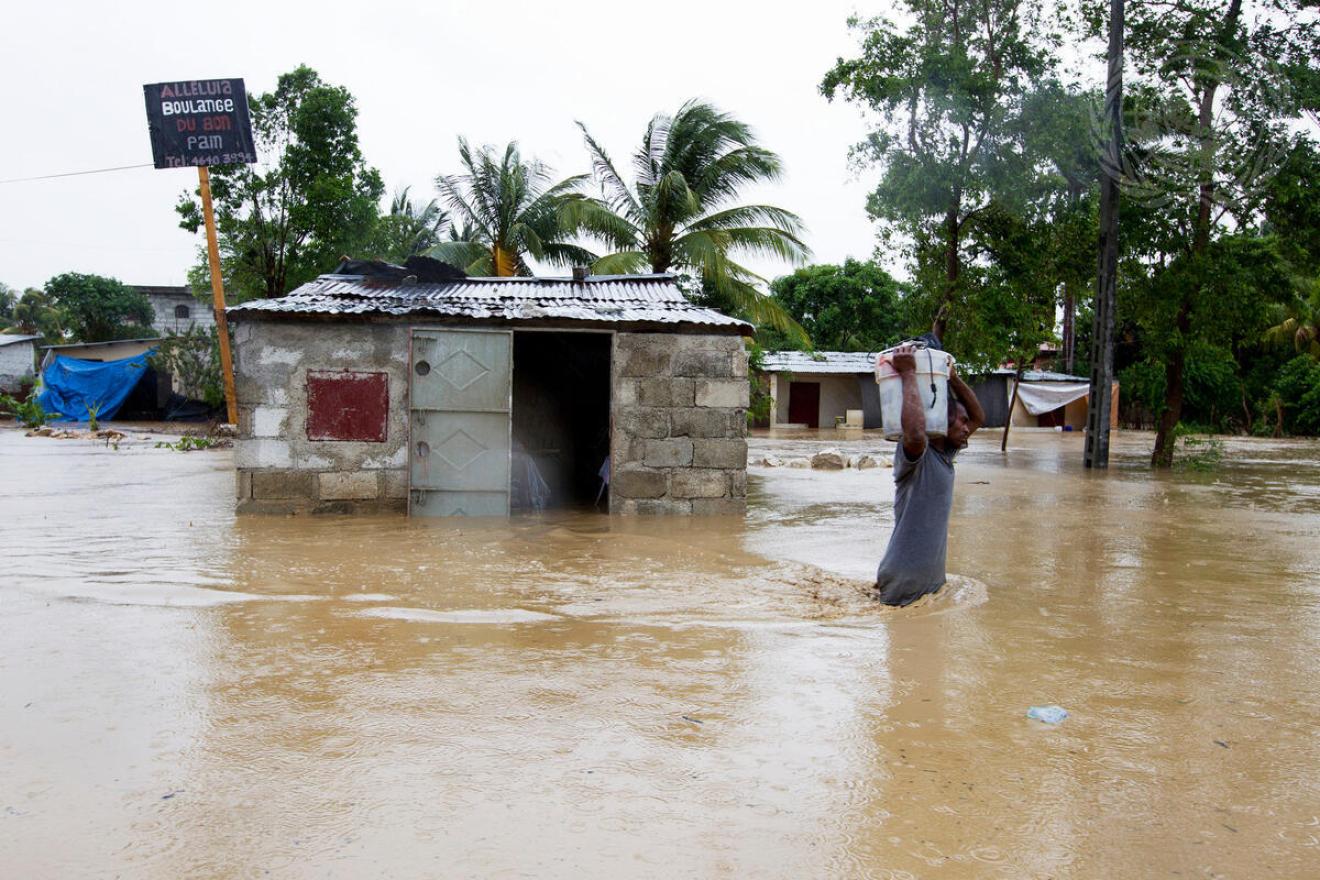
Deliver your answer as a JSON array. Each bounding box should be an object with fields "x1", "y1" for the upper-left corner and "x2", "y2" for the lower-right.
[
  {"x1": 512, "y1": 332, "x2": 612, "y2": 510},
  {"x1": 788, "y1": 381, "x2": 821, "y2": 428}
]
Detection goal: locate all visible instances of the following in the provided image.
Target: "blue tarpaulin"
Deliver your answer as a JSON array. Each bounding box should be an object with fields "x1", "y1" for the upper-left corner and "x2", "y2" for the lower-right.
[{"x1": 37, "y1": 351, "x2": 154, "y2": 422}]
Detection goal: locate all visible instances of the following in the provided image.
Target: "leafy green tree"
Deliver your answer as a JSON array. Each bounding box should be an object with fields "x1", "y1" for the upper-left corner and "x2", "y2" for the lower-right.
[
  {"x1": 1076, "y1": 0, "x2": 1318, "y2": 464},
  {"x1": 44, "y1": 273, "x2": 153, "y2": 342},
  {"x1": 1271, "y1": 355, "x2": 1320, "y2": 434},
  {"x1": 0, "y1": 283, "x2": 16, "y2": 324},
  {"x1": 764, "y1": 260, "x2": 906, "y2": 351},
  {"x1": 176, "y1": 65, "x2": 385, "y2": 301},
  {"x1": 429, "y1": 139, "x2": 596, "y2": 276},
  {"x1": 822, "y1": 0, "x2": 1053, "y2": 342},
  {"x1": 574, "y1": 100, "x2": 810, "y2": 343},
  {"x1": 368, "y1": 186, "x2": 449, "y2": 264},
  {"x1": 6, "y1": 288, "x2": 65, "y2": 340},
  {"x1": 1262, "y1": 143, "x2": 1320, "y2": 359}
]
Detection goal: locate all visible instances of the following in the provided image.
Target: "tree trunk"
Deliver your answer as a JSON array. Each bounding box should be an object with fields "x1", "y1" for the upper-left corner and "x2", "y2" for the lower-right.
[
  {"x1": 1062, "y1": 283, "x2": 1076, "y2": 373},
  {"x1": 932, "y1": 200, "x2": 960, "y2": 342},
  {"x1": 1151, "y1": 0, "x2": 1242, "y2": 468},
  {"x1": 493, "y1": 245, "x2": 517, "y2": 277},
  {"x1": 1151, "y1": 301, "x2": 1191, "y2": 467}
]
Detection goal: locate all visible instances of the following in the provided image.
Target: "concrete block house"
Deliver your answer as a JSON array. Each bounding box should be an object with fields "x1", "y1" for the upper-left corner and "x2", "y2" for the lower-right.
[
  {"x1": 761, "y1": 351, "x2": 882, "y2": 429},
  {"x1": 227, "y1": 265, "x2": 752, "y2": 516},
  {"x1": 132, "y1": 285, "x2": 216, "y2": 335}
]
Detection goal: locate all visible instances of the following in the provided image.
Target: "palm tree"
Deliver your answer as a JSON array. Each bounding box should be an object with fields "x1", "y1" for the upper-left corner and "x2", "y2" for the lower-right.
[
  {"x1": 1264, "y1": 283, "x2": 1320, "y2": 359},
  {"x1": 375, "y1": 186, "x2": 448, "y2": 262},
  {"x1": 429, "y1": 139, "x2": 597, "y2": 276},
  {"x1": 573, "y1": 100, "x2": 811, "y2": 343},
  {"x1": 7, "y1": 289, "x2": 64, "y2": 340}
]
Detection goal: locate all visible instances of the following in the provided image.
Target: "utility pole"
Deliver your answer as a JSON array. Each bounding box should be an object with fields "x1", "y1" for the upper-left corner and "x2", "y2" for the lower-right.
[
  {"x1": 198, "y1": 166, "x2": 239, "y2": 425},
  {"x1": 1085, "y1": 0, "x2": 1124, "y2": 469}
]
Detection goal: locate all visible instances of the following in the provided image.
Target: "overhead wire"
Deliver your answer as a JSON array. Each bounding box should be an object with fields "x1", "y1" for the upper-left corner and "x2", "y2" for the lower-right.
[{"x1": 0, "y1": 163, "x2": 155, "y2": 185}]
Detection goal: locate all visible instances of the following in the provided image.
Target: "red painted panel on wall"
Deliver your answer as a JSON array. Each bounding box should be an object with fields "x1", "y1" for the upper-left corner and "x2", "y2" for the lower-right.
[{"x1": 306, "y1": 371, "x2": 388, "y2": 442}]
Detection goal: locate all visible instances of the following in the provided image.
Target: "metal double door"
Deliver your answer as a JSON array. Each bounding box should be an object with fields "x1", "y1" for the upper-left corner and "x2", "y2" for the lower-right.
[{"x1": 408, "y1": 328, "x2": 512, "y2": 516}]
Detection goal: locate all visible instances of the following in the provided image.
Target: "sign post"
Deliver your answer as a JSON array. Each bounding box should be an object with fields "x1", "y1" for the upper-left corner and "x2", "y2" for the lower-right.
[
  {"x1": 143, "y1": 78, "x2": 257, "y2": 426},
  {"x1": 197, "y1": 165, "x2": 239, "y2": 425}
]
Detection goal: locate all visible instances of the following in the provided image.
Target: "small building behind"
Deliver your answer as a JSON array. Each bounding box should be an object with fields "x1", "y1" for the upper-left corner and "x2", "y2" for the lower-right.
[
  {"x1": 760, "y1": 351, "x2": 881, "y2": 429},
  {"x1": 967, "y1": 369, "x2": 1120, "y2": 431},
  {"x1": 758, "y1": 352, "x2": 1121, "y2": 433},
  {"x1": 227, "y1": 268, "x2": 753, "y2": 516},
  {"x1": 38, "y1": 338, "x2": 171, "y2": 420},
  {"x1": 132, "y1": 285, "x2": 215, "y2": 335},
  {"x1": 0, "y1": 333, "x2": 42, "y2": 395}
]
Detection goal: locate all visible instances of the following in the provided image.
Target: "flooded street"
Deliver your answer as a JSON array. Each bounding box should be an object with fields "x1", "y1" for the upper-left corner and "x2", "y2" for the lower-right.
[{"x1": 2, "y1": 426, "x2": 1319, "y2": 878}]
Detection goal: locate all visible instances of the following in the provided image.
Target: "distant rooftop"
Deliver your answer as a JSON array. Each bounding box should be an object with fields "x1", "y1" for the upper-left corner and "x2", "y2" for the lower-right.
[
  {"x1": 227, "y1": 273, "x2": 752, "y2": 333},
  {"x1": 42, "y1": 337, "x2": 162, "y2": 351},
  {"x1": 0, "y1": 333, "x2": 43, "y2": 347},
  {"x1": 130, "y1": 285, "x2": 191, "y2": 298},
  {"x1": 759, "y1": 351, "x2": 1089, "y2": 383},
  {"x1": 760, "y1": 351, "x2": 878, "y2": 374},
  {"x1": 992, "y1": 367, "x2": 1089, "y2": 382}
]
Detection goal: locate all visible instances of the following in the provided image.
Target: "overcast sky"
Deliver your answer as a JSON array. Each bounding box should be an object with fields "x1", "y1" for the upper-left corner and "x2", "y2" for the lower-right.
[{"x1": 1, "y1": 0, "x2": 894, "y2": 291}]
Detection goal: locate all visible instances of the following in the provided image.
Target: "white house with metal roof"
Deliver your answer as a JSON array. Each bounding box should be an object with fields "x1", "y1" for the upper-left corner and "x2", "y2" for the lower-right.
[
  {"x1": 1, "y1": 333, "x2": 42, "y2": 394},
  {"x1": 759, "y1": 350, "x2": 882, "y2": 430},
  {"x1": 227, "y1": 265, "x2": 754, "y2": 517}
]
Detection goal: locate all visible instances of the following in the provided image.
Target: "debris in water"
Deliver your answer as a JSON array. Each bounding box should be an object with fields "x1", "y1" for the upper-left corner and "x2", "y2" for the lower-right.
[
  {"x1": 1026, "y1": 705, "x2": 1068, "y2": 724},
  {"x1": 810, "y1": 449, "x2": 847, "y2": 470}
]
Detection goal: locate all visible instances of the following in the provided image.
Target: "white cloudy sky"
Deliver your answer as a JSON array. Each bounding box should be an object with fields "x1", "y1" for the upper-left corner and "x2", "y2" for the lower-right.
[{"x1": 1, "y1": 0, "x2": 895, "y2": 291}]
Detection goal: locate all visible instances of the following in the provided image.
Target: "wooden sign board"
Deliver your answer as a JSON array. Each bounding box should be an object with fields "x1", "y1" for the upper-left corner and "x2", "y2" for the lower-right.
[{"x1": 142, "y1": 79, "x2": 256, "y2": 169}]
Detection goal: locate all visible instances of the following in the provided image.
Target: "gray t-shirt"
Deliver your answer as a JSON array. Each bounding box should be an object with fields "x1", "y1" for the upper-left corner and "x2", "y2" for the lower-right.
[{"x1": 875, "y1": 442, "x2": 956, "y2": 606}]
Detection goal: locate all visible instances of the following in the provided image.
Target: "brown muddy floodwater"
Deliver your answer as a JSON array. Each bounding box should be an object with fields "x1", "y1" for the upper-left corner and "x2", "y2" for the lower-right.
[{"x1": 2, "y1": 425, "x2": 1319, "y2": 878}]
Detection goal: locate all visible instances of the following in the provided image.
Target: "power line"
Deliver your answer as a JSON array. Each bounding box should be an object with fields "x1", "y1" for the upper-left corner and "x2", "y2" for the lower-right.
[{"x1": 0, "y1": 163, "x2": 155, "y2": 185}]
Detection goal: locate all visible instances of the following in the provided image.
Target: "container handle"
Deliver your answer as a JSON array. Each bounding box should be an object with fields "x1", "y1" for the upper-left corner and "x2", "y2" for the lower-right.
[{"x1": 928, "y1": 348, "x2": 938, "y2": 407}]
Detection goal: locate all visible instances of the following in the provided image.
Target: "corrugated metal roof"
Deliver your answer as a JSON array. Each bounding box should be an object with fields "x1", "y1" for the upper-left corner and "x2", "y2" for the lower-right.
[
  {"x1": 761, "y1": 351, "x2": 878, "y2": 374},
  {"x1": 42, "y1": 337, "x2": 162, "y2": 350},
  {"x1": 0, "y1": 333, "x2": 43, "y2": 347},
  {"x1": 760, "y1": 353, "x2": 1090, "y2": 383},
  {"x1": 991, "y1": 368, "x2": 1089, "y2": 382},
  {"x1": 228, "y1": 273, "x2": 752, "y2": 332}
]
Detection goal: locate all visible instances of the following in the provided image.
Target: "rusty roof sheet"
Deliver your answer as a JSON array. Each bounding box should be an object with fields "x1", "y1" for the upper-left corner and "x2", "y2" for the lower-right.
[{"x1": 228, "y1": 273, "x2": 752, "y2": 332}]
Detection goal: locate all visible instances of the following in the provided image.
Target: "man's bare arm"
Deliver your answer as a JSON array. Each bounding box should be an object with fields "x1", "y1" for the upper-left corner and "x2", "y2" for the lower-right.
[
  {"x1": 893, "y1": 345, "x2": 928, "y2": 459},
  {"x1": 949, "y1": 366, "x2": 985, "y2": 433}
]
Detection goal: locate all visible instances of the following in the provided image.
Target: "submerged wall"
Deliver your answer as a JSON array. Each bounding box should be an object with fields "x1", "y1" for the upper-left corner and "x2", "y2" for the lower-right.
[
  {"x1": 610, "y1": 332, "x2": 749, "y2": 515},
  {"x1": 231, "y1": 322, "x2": 750, "y2": 515},
  {"x1": 232, "y1": 320, "x2": 410, "y2": 514}
]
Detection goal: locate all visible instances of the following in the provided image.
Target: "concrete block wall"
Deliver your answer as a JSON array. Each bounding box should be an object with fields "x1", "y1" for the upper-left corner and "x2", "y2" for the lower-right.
[
  {"x1": 232, "y1": 322, "x2": 750, "y2": 516},
  {"x1": 231, "y1": 320, "x2": 410, "y2": 514},
  {"x1": 0, "y1": 341, "x2": 38, "y2": 392},
  {"x1": 611, "y1": 332, "x2": 750, "y2": 515}
]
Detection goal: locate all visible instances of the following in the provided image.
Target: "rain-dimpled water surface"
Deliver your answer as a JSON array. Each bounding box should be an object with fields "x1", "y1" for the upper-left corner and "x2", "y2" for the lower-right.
[{"x1": 2, "y1": 426, "x2": 1319, "y2": 878}]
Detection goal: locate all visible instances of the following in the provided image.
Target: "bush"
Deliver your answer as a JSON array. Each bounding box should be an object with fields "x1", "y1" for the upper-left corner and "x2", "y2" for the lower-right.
[
  {"x1": 149, "y1": 326, "x2": 225, "y2": 407},
  {"x1": 1118, "y1": 343, "x2": 1246, "y2": 432},
  {"x1": 0, "y1": 393, "x2": 50, "y2": 429},
  {"x1": 1274, "y1": 356, "x2": 1320, "y2": 434}
]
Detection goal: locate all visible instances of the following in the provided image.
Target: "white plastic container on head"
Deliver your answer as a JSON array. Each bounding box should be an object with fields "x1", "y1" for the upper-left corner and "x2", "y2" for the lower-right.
[{"x1": 875, "y1": 345, "x2": 956, "y2": 441}]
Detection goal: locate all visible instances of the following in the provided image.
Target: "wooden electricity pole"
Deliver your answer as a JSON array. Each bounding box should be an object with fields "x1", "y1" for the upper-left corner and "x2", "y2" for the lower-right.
[
  {"x1": 198, "y1": 165, "x2": 239, "y2": 426},
  {"x1": 1085, "y1": 0, "x2": 1124, "y2": 469}
]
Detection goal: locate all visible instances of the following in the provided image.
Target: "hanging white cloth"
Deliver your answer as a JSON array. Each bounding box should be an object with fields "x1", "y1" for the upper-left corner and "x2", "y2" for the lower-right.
[{"x1": 1016, "y1": 381, "x2": 1090, "y2": 415}]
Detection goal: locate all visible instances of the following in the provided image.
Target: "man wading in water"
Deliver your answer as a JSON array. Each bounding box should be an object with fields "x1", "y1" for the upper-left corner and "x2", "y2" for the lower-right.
[{"x1": 875, "y1": 343, "x2": 985, "y2": 606}]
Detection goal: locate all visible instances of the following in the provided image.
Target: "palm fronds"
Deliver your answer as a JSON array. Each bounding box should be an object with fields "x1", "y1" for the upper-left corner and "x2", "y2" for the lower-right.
[
  {"x1": 431, "y1": 139, "x2": 595, "y2": 276},
  {"x1": 577, "y1": 100, "x2": 811, "y2": 341}
]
